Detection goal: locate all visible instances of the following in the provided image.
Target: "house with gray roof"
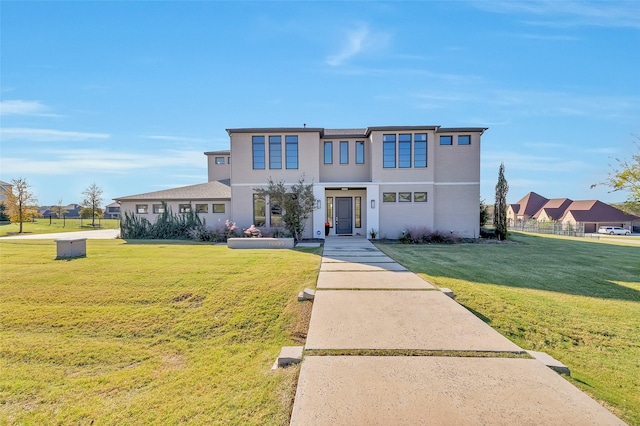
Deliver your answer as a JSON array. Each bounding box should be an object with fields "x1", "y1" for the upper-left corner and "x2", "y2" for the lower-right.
[{"x1": 116, "y1": 125, "x2": 487, "y2": 239}]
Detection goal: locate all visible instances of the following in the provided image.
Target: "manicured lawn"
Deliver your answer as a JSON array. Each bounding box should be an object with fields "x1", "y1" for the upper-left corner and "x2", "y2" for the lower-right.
[
  {"x1": 0, "y1": 218, "x2": 120, "y2": 236},
  {"x1": 0, "y1": 240, "x2": 321, "y2": 425},
  {"x1": 377, "y1": 233, "x2": 640, "y2": 425}
]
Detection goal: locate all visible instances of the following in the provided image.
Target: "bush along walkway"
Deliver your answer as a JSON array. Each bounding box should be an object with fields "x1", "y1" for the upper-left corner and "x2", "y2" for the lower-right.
[{"x1": 289, "y1": 236, "x2": 625, "y2": 425}]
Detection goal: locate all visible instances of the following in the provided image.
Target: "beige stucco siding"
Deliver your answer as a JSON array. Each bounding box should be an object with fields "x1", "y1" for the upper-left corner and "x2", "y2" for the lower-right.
[
  {"x1": 207, "y1": 154, "x2": 231, "y2": 182},
  {"x1": 433, "y1": 133, "x2": 481, "y2": 183},
  {"x1": 377, "y1": 183, "x2": 435, "y2": 239},
  {"x1": 433, "y1": 184, "x2": 480, "y2": 238},
  {"x1": 369, "y1": 130, "x2": 437, "y2": 183},
  {"x1": 119, "y1": 200, "x2": 231, "y2": 230},
  {"x1": 319, "y1": 139, "x2": 371, "y2": 183}
]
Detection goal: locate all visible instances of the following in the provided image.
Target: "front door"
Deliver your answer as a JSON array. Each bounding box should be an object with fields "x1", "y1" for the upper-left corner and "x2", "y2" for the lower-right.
[{"x1": 335, "y1": 197, "x2": 352, "y2": 235}]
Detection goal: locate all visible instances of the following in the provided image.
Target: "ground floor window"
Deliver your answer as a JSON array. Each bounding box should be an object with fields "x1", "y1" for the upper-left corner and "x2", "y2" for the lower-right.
[
  {"x1": 399, "y1": 192, "x2": 411, "y2": 202},
  {"x1": 196, "y1": 204, "x2": 208, "y2": 213},
  {"x1": 326, "y1": 197, "x2": 334, "y2": 227},
  {"x1": 355, "y1": 196, "x2": 361, "y2": 228},
  {"x1": 414, "y1": 192, "x2": 428, "y2": 202},
  {"x1": 179, "y1": 204, "x2": 191, "y2": 213},
  {"x1": 213, "y1": 204, "x2": 225, "y2": 213},
  {"x1": 270, "y1": 202, "x2": 283, "y2": 227},
  {"x1": 136, "y1": 204, "x2": 148, "y2": 214},
  {"x1": 152, "y1": 204, "x2": 165, "y2": 214},
  {"x1": 383, "y1": 192, "x2": 396, "y2": 202},
  {"x1": 253, "y1": 194, "x2": 266, "y2": 226}
]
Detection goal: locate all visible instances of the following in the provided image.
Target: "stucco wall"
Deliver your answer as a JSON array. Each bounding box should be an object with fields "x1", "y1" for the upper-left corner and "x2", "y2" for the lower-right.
[
  {"x1": 433, "y1": 184, "x2": 480, "y2": 238},
  {"x1": 119, "y1": 200, "x2": 231, "y2": 230},
  {"x1": 319, "y1": 139, "x2": 371, "y2": 183}
]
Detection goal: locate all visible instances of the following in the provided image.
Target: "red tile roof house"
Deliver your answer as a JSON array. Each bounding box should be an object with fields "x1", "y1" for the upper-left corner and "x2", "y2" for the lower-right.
[{"x1": 508, "y1": 192, "x2": 639, "y2": 234}]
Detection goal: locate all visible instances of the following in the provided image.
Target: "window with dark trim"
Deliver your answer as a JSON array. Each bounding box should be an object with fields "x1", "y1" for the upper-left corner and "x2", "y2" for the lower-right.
[
  {"x1": 414, "y1": 192, "x2": 428, "y2": 202},
  {"x1": 179, "y1": 204, "x2": 191, "y2": 213},
  {"x1": 340, "y1": 141, "x2": 349, "y2": 164},
  {"x1": 458, "y1": 135, "x2": 471, "y2": 145},
  {"x1": 253, "y1": 194, "x2": 266, "y2": 226},
  {"x1": 355, "y1": 196, "x2": 361, "y2": 228},
  {"x1": 326, "y1": 197, "x2": 334, "y2": 227},
  {"x1": 398, "y1": 192, "x2": 411, "y2": 202},
  {"x1": 215, "y1": 157, "x2": 225, "y2": 164},
  {"x1": 213, "y1": 204, "x2": 225, "y2": 213},
  {"x1": 383, "y1": 134, "x2": 396, "y2": 168},
  {"x1": 270, "y1": 202, "x2": 283, "y2": 227},
  {"x1": 152, "y1": 204, "x2": 165, "y2": 214},
  {"x1": 269, "y1": 135, "x2": 282, "y2": 169},
  {"x1": 398, "y1": 134, "x2": 411, "y2": 168},
  {"x1": 324, "y1": 142, "x2": 333, "y2": 164},
  {"x1": 136, "y1": 204, "x2": 148, "y2": 214},
  {"x1": 252, "y1": 136, "x2": 265, "y2": 169},
  {"x1": 285, "y1": 135, "x2": 298, "y2": 169},
  {"x1": 383, "y1": 192, "x2": 396, "y2": 202},
  {"x1": 196, "y1": 204, "x2": 208, "y2": 213},
  {"x1": 356, "y1": 141, "x2": 365, "y2": 164},
  {"x1": 439, "y1": 135, "x2": 452, "y2": 146},
  {"x1": 414, "y1": 134, "x2": 427, "y2": 167}
]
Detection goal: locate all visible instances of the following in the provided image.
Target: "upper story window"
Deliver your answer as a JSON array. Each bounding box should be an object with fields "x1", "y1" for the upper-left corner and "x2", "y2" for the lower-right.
[
  {"x1": 324, "y1": 142, "x2": 333, "y2": 164},
  {"x1": 383, "y1": 134, "x2": 396, "y2": 168},
  {"x1": 215, "y1": 157, "x2": 225, "y2": 165},
  {"x1": 356, "y1": 141, "x2": 364, "y2": 164},
  {"x1": 285, "y1": 135, "x2": 298, "y2": 169},
  {"x1": 458, "y1": 135, "x2": 471, "y2": 145},
  {"x1": 269, "y1": 135, "x2": 282, "y2": 169},
  {"x1": 414, "y1": 134, "x2": 427, "y2": 168},
  {"x1": 439, "y1": 135, "x2": 453, "y2": 146},
  {"x1": 398, "y1": 134, "x2": 412, "y2": 168},
  {"x1": 340, "y1": 141, "x2": 349, "y2": 164},
  {"x1": 252, "y1": 136, "x2": 265, "y2": 169}
]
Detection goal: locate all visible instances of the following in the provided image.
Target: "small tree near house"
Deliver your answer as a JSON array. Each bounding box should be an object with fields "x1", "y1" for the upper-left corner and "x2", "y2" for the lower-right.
[
  {"x1": 5, "y1": 177, "x2": 39, "y2": 233},
  {"x1": 254, "y1": 176, "x2": 317, "y2": 242},
  {"x1": 493, "y1": 162, "x2": 509, "y2": 240},
  {"x1": 82, "y1": 183, "x2": 103, "y2": 227}
]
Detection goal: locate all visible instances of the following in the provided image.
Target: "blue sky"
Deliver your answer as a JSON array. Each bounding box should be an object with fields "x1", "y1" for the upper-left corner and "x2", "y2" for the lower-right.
[{"x1": 1, "y1": 1, "x2": 639, "y2": 207}]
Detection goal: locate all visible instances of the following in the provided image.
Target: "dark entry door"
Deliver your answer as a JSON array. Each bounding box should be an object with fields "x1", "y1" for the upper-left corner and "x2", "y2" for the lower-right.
[{"x1": 335, "y1": 197, "x2": 352, "y2": 235}]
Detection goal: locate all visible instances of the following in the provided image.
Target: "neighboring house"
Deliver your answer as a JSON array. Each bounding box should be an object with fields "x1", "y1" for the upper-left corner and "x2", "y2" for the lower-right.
[
  {"x1": 0, "y1": 180, "x2": 12, "y2": 202},
  {"x1": 103, "y1": 202, "x2": 121, "y2": 219},
  {"x1": 39, "y1": 203, "x2": 82, "y2": 218},
  {"x1": 115, "y1": 181, "x2": 232, "y2": 229},
  {"x1": 116, "y1": 125, "x2": 487, "y2": 239},
  {"x1": 509, "y1": 192, "x2": 639, "y2": 233}
]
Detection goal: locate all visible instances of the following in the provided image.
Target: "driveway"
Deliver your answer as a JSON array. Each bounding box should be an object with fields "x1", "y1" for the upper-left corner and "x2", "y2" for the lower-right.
[{"x1": 0, "y1": 229, "x2": 120, "y2": 240}]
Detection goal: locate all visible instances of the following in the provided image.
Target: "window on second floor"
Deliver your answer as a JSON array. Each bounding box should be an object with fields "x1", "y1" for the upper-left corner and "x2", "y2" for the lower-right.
[
  {"x1": 383, "y1": 134, "x2": 396, "y2": 168},
  {"x1": 324, "y1": 141, "x2": 333, "y2": 164},
  {"x1": 439, "y1": 135, "x2": 453, "y2": 145},
  {"x1": 458, "y1": 135, "x2": 471, "y2": 145},
  {"x1": 399, "y1": 134, "x2": 412, "y2": 168},
  {"x1": 356, "y1": 141, "x2": 365, "y2": 164},
  {"x1": 285, "y1": 135, "x2": 298, "y2": 169},
  {"x1": 340, "y1": 141, "x2": 349, "y2": 164},
  {"x1": 414, "y1": 134, "x2": 427, "y2": 168},
  {"x1": 252, "y1": 136, "x2": 265, "y2": 169},
  {"x1": 269, "y1": 135, "x2": 282, "y2": 169},
  {"x1": 215, "y1": 157, "x2": 225, "y2": 165}
]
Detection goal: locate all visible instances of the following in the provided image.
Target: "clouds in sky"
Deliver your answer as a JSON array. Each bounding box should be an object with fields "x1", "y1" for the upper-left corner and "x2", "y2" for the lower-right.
[
  {"x1": 0, "y1": 128, "x2": 110, "y2": 142},
  {"x1": 0, "y1": 100, "x2": 59, "y2": 117},
  {"x1": 326, "y1": 24, "x2": 390, "y2": 67}
]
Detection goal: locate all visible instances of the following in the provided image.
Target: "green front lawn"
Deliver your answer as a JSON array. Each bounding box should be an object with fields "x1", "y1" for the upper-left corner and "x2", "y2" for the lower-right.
[
  {"x1": 0, "y1": 218, "x2": 121, "y2": 236},
  {"x1": 0, "y1": 240, "x2": 321, "y2": 425},
  {"x1": 377, "y1": 233, "x2": 640, "y2": 424}
]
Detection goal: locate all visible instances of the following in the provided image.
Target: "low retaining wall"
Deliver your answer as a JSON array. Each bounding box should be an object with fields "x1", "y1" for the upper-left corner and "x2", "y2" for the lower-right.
[{"x1": 227, "y1": 237, "x2": 295, "y2": 249}]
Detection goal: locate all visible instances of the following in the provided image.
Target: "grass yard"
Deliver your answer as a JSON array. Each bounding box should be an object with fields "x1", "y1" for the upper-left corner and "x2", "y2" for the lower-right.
[
  {"x1": 0, "y1": 239, "x2": 321, "y2": 425},
  {"x1": 0, "y1": 218, "x2": 121, "y2": 236},
  {"x1": 377, "y1": 233, "x2": 640, "y2": 425}
]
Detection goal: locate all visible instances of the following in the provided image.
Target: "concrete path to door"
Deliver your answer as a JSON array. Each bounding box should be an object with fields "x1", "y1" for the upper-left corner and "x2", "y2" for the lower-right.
[{"x1": 289, "y1": 236, "x2": 624, "y2": 425}]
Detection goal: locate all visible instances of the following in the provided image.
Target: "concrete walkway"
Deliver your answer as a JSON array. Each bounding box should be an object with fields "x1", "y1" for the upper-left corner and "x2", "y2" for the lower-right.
[
  {"x1": 290, "y1": 236, "x2": 624, "y2": 425},
  {"x1": 0, "y1": 229, "x2": 120, "y2": 240}
]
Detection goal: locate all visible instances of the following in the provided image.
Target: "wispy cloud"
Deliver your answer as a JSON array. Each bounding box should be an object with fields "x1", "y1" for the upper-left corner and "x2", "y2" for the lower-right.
[
  {"x1": 0, "y1": 128, "x2": 109, "y2": 142},
  {"x1": 144, "y1": 135, "x2": 207, "y2": 143},
  {"x1": 326, "y1": 24, "x2": 390, "y2": 67},
  {"x1": 0, "y1": 100, "x2": 60, "y2": 117},
  {"x1": 482, "y1": 151, "x2": 589, "y2": 172},
  {"x1": 473, "y1": 1, "x2": 640, "y2": 29},
  {"x1": 0, "y1": 148, "x2": 204, "y2": 175}
]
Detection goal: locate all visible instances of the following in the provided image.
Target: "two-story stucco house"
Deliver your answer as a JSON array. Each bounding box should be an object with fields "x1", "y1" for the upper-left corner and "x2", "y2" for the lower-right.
[{"x1": 116, "y1": 125, "x2": 486, "y2": 239}]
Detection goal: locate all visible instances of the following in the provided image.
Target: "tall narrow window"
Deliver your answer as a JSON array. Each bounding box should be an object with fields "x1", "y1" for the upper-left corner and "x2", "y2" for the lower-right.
[
  {"x1": 285, "y1": 135, "x2": 298, "y2": 169},
  {"x1": 253, "y1": 194, "x2": 266, "y2": 226},
  {"x1": 356, "y1": 141, "x2": 364, "y2": 164},
  {"x1": 252, "y1": 136, "x2": 265, "y2": 169},
  {"x1": 269, "y1": 135, "x2": 282, "y2": 169},
  {"x1": 414, "y1": 134, "x2": 427, "y2": 168},
  {"x1": 458, "y1": 135, "x2": 471, "y2": 145},
  {"x1": 398, "y1": 134, "x2": 412, "y2": 168},
  {"x1": 324, "y1": 141, "x2": 333, "y2": 164},
  {"x1": 270, "y1": 201, "x2": 283, "y2": 227},
  {"x1": 355, "y1": 197, "x2": 361, "y2": 228},
  {"x1": 326, "y1": 197, "x2": 334, "y2": 227},
  {"x1": 383, "y1": 134, "x2": 396, "y2": 168},
  {"x1": 340, "y1": 141, "x2": 349, "y2": 164}
]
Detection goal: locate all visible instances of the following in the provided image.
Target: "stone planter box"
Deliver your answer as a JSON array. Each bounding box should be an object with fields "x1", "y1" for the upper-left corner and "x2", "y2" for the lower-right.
[{"x1": 227, "y1": 237, "x2": 295, "y2": 249}]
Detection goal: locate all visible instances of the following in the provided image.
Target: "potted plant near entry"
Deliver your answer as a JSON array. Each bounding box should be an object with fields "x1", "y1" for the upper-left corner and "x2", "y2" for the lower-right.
[{"x1": 325, "y1": 222, "x2": 330, "y2": 236}]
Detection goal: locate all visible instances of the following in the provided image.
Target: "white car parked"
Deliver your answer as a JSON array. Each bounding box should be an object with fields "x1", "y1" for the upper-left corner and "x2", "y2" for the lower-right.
[{"x1": 597, "y1": 226, "x2": 631, "y2": 235}]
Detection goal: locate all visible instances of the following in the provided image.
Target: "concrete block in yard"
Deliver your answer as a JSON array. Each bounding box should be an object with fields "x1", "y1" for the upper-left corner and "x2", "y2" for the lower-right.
[
  {"x1": 440, "y1": 288, "x2": 455, "y2": 299},
  {"x1": 55, "y1": 238, "x2": 87, "y2": 260},
  {"x1": 526, "y1": 350, "x2": 571, "y2": 376},
  {"x1": 297, "y1": 288, "x2": 316, "y2": 301},
  {"x1": 271, "y1": 346, "x2": 304, "y2": 370}
]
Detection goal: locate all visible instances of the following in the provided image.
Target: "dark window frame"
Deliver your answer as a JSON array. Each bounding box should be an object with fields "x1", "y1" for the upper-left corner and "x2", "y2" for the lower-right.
[
  {"x1": 383, "y1": 192, "x2": 396, "y2": 202},
  {"x1": 439, "y1": 135, "x2": 453, "y2": 146},
  {"x1": 285, "y1": 135, "x2": 298, "y2": 169},
  {"x1": 383, "y1": 134, "x2": 396, "y2": 168},
  {"x1": 324, "y1": 141, "x2": 333, "y2": 164},
  {"x1": 269, "y1": 135, "x2": 282, "y2": 169},
  {"x1": 398, "y1": 134, "x2": 412, "y2": 168},
  {"x1": 252, "y1": 136, "x2": 266, "y2": 169},
  {"x1": 213, "y1": 204, "x2": 225, "y2": 213},
  {"x1": 414, "y1": 134, "x2": 427, "y2": 168},
  {"x1": 458, "y1": 135, "x2": 471, "y2": 145},
  {"x1": 356, "y1": 141, "x2": 365, "y2": 164},
  {"x1": 340, "y1": 141, "x2": 349, "y2": 164}
]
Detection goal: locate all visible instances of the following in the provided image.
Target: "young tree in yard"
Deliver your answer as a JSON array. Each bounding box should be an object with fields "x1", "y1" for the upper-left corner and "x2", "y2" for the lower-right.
[
  {"x1": 493, "y1": 162, "x2": 509, "y2": 240},
  {"x1": 5, "y1": 178, "x2": 39, "y2": 233},
  {"x1": 51, "y1": 198, "x2": 68, "y2": 218},
  {"x1": 82, "y1": 183, "x2": 103, "y2": 227},
  {"x1": 604, "y1": 138, "x2": 640, "y2": 211},
  {"x1": 254, "y1": 176, "x2": 317, "y2": 242}
]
